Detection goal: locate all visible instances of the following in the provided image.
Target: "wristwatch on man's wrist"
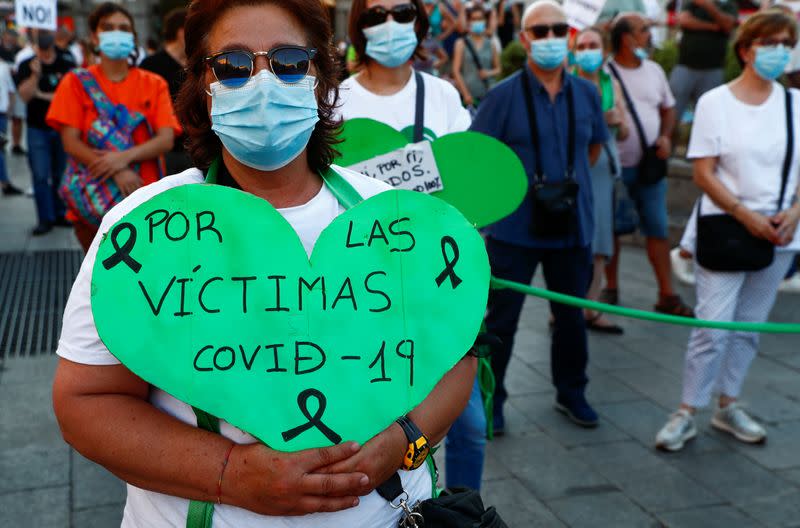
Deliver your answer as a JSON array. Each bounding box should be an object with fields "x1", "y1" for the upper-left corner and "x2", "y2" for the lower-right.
[{"x1": 395, "y1": 415, "x2": 430, "y2": 471}]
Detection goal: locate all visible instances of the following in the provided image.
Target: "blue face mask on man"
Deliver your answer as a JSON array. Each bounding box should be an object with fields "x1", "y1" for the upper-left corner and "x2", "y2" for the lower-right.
[
  {"x1": 98, "y1": 30, "x2": 135, "y2": 60},
  {"x1": 574, "y1": 49, "x2": 604, "y2": 73},
  {"x1": 210, "y1": 70, "x2": 320, "y2": 172},
  {"x1": 633, "y1": 47, "x2": 649, "y2": 61},
  {"x1": 363, "y1": 20, "x2": 418, "y2": 68},
  {"x1": 529, "y1": 37, "x2": 568, "y2": 70},
  {"x1": 753, "y1": 45, "x2": 791, "y2": 81}
]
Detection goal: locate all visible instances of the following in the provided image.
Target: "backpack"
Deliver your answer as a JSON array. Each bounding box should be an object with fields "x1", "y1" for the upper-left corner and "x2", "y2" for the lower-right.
[{"x1": 58, "y1": 68, "x2": 157, "y2": 226}]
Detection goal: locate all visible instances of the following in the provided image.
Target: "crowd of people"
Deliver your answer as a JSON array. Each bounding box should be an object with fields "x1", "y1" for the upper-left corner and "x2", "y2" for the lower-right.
[{"x1": 0, "y1": 0, "x2": 787, "y2": 525}]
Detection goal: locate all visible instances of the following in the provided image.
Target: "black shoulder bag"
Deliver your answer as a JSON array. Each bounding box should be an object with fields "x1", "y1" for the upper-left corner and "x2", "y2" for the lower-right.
[
  {"x1": 376, "y1": 472, "x2": 508, "y2": 528},
  {"x1": 608, "y1": 61, "x2": 667, "y2": 186},
  {"x1": 695, "y1": 88, "x2": 793, "y2": 272},
  {"x1": 520, "y1": 70, "x2": 580, "y2": 239}
]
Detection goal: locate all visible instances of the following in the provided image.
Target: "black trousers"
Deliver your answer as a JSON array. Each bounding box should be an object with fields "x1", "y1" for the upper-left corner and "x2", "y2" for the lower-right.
[{"x1": 485, "y1": 237, "x2": 592, "y2": 412}]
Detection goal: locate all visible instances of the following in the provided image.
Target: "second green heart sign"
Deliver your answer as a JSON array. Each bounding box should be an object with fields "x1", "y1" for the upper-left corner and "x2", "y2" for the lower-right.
[{"x1": 91, "y1": 183, "x2": 490, "y2": 451}]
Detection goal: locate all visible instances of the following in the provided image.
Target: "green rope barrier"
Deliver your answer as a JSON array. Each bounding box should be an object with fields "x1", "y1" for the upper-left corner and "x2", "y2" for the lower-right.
[{"x1": 490, "y1": 277, "x2": 800, "y2": 334}]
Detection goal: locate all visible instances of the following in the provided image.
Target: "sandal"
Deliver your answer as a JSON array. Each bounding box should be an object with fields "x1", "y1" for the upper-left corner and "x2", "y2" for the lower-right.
[
  {"x1": 585, "y1": 312, "x2": 624, "y2": 335},
  {"x1": 599, "y1": 288, "x2": 619, "y2": 305},
  {"x1": 654, "y1": 295, "x2": 695, "y2": 318}
]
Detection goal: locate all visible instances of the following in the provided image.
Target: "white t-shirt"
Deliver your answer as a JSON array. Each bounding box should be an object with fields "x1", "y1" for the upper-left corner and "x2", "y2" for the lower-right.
[
  {"x1": 57, "y1": 166, "x2": 432, "y2": 528},
  {"x1": 683, "y1": 83, "x2": 800, "y2": 252},
  {"x1": 13, "y1": 45, "x2": 34, "y2": 71},
  {"x1": 0, "y1": 62, "x2": 15, "y2": 113},
  {"x1": 337, "y1": 70, "x2": 471, "y2": 139},
  {"x1": 609, "y1": 59, "x2": 676, "y2": 168}
]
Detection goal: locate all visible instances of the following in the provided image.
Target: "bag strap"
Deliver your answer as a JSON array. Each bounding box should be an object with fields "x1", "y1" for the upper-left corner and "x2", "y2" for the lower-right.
[
  {"x1": 779, "y1": 87, "x2": 793, "y2": 212},
  {"x1": 72, "y1": 68, "x2": 116, "y2": 118},
  {"x1": 204, "y1": 158, "x2": 365, "y2": 209},
  {"x1": 187, "y1": 163, "x2": 366, "y2": 528},
  {"x1": 187, "y1": 407, "x2": 220, "y2": 528},
  {"x1": 607, "y1": 62, "x2": 648, "y2": 154},
  {"x1": 463, "y1": 37, "x2": 489, "y2": 89},
  {"x1": 376, "y1": 472, "x2": 405, "y2": 502},
  {"x1": 413, "y1": 70, "x2": 425, "y2": 143},
  {"x1": 520, "y1": 68, "x2": 576, "y2": 182},
  {"x1": 602, "y1": 142, "x2": 618, "y2": 176}
]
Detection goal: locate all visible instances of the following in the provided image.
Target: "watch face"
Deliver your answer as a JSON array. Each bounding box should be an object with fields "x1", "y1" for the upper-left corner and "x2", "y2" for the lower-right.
[{"x1": 406, "y1": 437, "x2": 431, "y2": 470}]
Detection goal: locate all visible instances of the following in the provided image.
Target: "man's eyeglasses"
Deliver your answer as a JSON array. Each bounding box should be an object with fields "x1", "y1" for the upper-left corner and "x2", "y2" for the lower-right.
[
  {"x1": 525, "y1": 23, "x2": 569, "y2": 40},
  {"x1": 359, "y1": 4, "x2": 418, "y2": 28},
  {"x1": 205, "y1": 46, "x2": 317, "y2": 88}
]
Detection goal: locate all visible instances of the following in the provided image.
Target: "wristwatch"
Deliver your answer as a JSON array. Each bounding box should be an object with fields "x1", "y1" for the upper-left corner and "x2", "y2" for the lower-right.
[{"x1": 396, "y1": 415, "x2": 430, "y2": 471}]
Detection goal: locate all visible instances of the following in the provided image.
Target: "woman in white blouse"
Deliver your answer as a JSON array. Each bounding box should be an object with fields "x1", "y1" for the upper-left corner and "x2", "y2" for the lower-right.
[{"x1": 656, "y1": 10, "x2": 800, "y2": 452}]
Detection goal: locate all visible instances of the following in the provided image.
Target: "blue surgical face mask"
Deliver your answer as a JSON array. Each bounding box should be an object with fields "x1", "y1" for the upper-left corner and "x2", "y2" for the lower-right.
[
  {"x1": 470, "y1": 21, "x2": 486, "y2": 34},
  {"x1": 633, "y1": 47, "x2": 649, "y2": 61},
  {"x1": 210, "y1": 70, "x2": 319, "y2": 172},
  {"x1": 575, "y1": 49, "x2": 604, "y2": 73},
  {"x1": 529, "y1": 37, "x2": 568, "y2": 70},
  {"x1": 753, "y1": 45, "x2": 791, "y2": 81},
  {"x1": 98, "y1": 30, "x2": 135, "y2": 60},
  {"x1": 363, "y1": 20, "x2": 418, "y2": 68}
]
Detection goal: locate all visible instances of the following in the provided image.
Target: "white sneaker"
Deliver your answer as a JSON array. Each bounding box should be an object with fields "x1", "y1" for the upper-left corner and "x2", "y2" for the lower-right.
[
  {"x1": 655, "y1": 409, "x2": 697, "y2": 452},
  {"x1": 670, "y1": 248, "x2": 695, "y2": 286},
  {"x1": 779, "y1": 274, "x2": 800, "y2": 294},
  {"x1": 711, "y1": 403, "x2": 766, "y2": 444}
]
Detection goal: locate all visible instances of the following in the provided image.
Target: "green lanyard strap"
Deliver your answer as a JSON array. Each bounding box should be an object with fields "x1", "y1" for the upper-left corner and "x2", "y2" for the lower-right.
[{"x1": 186, "y1": 161, "x2": 366, "y2": 528}]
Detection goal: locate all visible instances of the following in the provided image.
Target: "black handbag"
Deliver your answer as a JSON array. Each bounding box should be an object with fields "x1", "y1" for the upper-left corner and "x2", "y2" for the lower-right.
[
  {"x1": 520, "y1": 70, "x2": 580, "y2": 239},
  {"x1": 695, "y1": 87, "x2": 794, "y2": 272},
  {"x1": 377, "y1": 472, "x2": 508, "y2": 528},
  {"x1": 608, "y1": 62, "x2": 668, "y2": 186}
]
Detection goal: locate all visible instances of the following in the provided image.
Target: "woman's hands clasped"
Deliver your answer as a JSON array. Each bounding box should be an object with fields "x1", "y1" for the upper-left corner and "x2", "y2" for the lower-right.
[{"x1": 223, "y1": 441, "x2": 371, "y2": 516}]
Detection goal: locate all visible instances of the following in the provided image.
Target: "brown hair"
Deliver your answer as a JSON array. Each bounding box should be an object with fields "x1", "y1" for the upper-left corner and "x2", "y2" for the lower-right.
[
  {"x1": 88, "y1": 2, "x2": 136, "y2": 35},
  {"x1": 734, "y1": 10, "x2": 798, "y2": 68},
  {"x1": 175, "y1": 0, "x2": 341, "y2": 171},
  {"x1": 348, "y1": 0, "x2": 430, "y2": 68},
  {"x1": 162, "y1": 7, "x2": 188, "y2": 42},
  {"x1": 573, "y1": 26, "x2": 608, "y2": 51}
]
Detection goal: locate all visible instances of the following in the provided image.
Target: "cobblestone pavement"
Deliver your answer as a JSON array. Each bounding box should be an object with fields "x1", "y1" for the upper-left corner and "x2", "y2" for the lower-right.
[{"x1": 2, "y1": 153, "x2": 799, "y2": 527}]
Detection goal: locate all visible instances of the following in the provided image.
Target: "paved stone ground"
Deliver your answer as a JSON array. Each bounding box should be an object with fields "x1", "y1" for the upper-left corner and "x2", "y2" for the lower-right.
[{"x1": 2, "y1": 153, "x2": 800, "y2": 527}]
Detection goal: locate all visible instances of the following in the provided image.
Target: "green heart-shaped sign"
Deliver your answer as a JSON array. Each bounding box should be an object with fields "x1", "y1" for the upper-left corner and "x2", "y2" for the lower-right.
[
  {"x1": 91, "y1": 184, "x2": 490, "y2": 451},
  {"x1": 335, "y1": 118, "x2": 528, "y2": 229}
]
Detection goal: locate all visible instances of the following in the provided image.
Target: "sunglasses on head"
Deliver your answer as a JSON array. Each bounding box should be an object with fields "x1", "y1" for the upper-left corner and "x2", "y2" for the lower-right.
[
  {"x1": 205, "y1": 46, "x2": 317, "y2": 88},
  {"x1": 360, "y1": 3, "x2": 418, "y2": 28},
  {"x1": 525, "y1": 23, "x2": 569, "y2": 40}
]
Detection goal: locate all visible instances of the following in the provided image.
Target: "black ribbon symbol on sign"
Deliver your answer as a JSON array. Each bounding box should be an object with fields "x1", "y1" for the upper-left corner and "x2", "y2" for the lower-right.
[
  {"x1": 281, "y1": 388, "x2": 342, "y2": 444},
  {"x1": 435, "y1": 236, "x2": 462, "y2": 289},
  {"x1": 102, "y1": 222, "x2": 142, "y2": 273}
]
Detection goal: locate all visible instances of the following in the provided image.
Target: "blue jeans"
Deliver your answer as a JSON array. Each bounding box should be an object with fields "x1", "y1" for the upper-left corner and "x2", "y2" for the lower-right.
[
  {"x1": 445, "y1": 378, "x2": 486, "y2": 490},
  {"x1": 485, "y1": 238, "x2": 592, "y2": 413},
  {"x1": 28, "y1": 126, "x2": 66, "y2": 224},
  {"x1": 620, "y1": 167, "x2": 668, "y2": 239},
  {"x1": 0, "y1": 114, "x2": 8, "y2": 183}
]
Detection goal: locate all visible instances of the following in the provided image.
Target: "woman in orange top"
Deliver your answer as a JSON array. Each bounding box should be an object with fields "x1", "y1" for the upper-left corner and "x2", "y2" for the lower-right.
[{"x1": 46, "y1": 2, "x2": 181, "y2": 251}]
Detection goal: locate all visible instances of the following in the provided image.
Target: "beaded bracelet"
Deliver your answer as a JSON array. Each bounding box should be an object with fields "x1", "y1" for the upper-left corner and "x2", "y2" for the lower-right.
[{"x1": 217, "y1": 444, "x2": 236, "y2": 505}]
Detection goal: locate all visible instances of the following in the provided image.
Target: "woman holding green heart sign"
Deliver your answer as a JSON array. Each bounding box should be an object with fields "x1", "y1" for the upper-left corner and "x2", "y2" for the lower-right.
[
  {"x1": 337, "y1": 0, "x2": 488, "y2": 495},
  {"x1": 52, "y1": 0, "x2": 479, "y2": 526}
]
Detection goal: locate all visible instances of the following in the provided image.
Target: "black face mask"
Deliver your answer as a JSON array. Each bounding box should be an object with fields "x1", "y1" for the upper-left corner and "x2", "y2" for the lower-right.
[{"x1": 37, "y1": 33, "x2": 55, "y2": 50}]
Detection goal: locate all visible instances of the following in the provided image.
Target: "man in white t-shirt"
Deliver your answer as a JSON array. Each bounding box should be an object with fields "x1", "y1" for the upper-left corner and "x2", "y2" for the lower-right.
[{"x1": 604, "y1": 13, "x2": 694, "y2": 317}]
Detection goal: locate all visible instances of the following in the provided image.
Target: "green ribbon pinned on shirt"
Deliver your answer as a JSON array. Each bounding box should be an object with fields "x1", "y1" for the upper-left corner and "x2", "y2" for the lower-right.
[{"x1": 490, "y1": 277, "x2": 800, "y2": 334}]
